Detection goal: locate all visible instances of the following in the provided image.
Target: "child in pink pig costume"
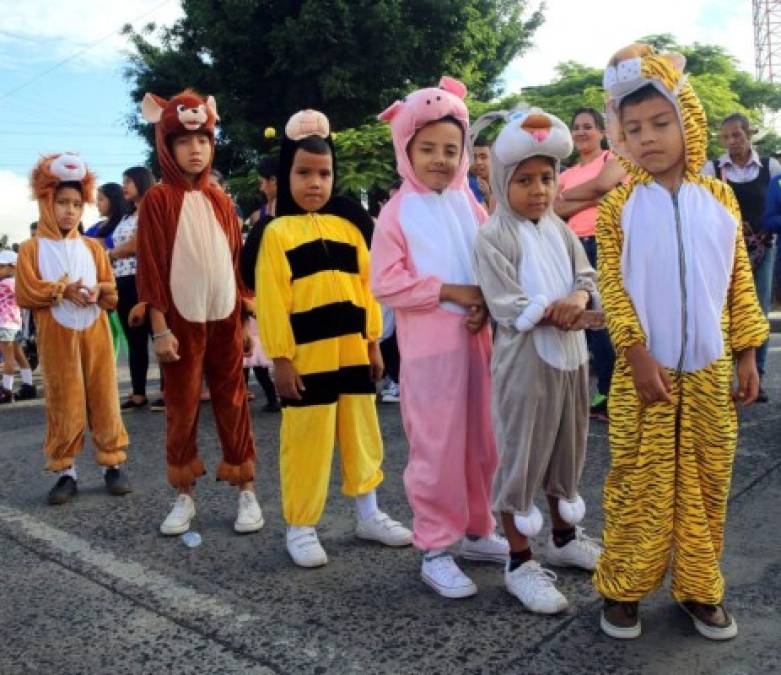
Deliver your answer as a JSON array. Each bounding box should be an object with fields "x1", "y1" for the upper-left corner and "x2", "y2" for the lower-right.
[{"x1": 372, "y1": 76, "x2": 508, "y2": 599}]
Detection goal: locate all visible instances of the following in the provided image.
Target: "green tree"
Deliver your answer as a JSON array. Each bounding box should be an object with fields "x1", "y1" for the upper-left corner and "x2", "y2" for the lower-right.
[
  {"x1": 124, "y1": 0, "x2": 543, "y2": 189},
  {"x1": 516, "y1": 36, "x2": 781, "y2": 159}
]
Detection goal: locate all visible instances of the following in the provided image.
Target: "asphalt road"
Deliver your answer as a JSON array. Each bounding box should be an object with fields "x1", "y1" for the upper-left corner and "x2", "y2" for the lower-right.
[{"x1": 0, "y1": 337, "x2": 779, "y2": 674}]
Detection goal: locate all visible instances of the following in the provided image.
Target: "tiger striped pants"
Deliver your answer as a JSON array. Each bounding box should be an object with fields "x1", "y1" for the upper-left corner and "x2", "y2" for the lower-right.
[{"x1": 592, "y1": 354, "x2": 737, "y2": 604}]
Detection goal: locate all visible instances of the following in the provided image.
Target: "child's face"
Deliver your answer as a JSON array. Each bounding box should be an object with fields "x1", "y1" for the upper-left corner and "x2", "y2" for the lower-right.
[
  {"x1": 507, "y1": 156, "x2": 556, "y2": 222},
  {"x1": 408, "y1": 120, "x2": 463, "y2": 192},
  {"x1": 53, "y1": 187, "x2": 84, "y2": 233},
  {"x1": 0, "y1": 264, "x2": 14, "y2": 279},
  {"x1": 290, "y1": 148, "x2": 333, "y2": 212},
  {"x1": 172, "y1": 132, "x2": 212, "y2": 179},
  {"x1": 471, "y1": 145, "x2": 491, "y2": 180},
  {"x1": 96, "y1": 190, "x2": 110, "y2": 217},
  {"x1": 620, "y1": 95, "x2": 685, "y2": 179},
  {"x1": 122, "y1": 175, "x2": 138, "y2": 202}
]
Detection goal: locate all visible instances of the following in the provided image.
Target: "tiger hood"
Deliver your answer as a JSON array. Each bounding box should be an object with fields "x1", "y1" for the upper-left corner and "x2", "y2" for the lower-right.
[{"x1": 603, "y1": 43, "x2": 708, "y2": 180}]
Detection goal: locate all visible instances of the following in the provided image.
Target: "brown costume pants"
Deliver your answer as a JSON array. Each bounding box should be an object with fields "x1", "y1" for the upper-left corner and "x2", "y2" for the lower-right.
[{"x1": 162, "y1": 303, "x2": 256, "y2": 488}]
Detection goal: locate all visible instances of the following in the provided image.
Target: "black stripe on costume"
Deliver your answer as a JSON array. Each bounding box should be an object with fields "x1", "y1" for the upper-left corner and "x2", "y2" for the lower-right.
[
  {"x1": 282, "y1": 365, "x2": 375, "y2": 407},
  {"x1": 290, "y1": 301, "x2": 366, "y2": 344},
  {"x1": 286, "y1": 239, "x2": 359, "y2": 280}
]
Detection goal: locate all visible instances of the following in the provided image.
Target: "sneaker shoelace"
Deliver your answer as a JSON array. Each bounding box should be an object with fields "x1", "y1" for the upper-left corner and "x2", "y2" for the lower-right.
[
  {"x1": 290, "y1": 528, "x2": 320, "y2": 550},
  {"x1": 427, "y1": 555, "x2": 467, "y2": 585},
  {"x1": 520, "y1": 563, "x2": 559, "y2": 598},
  {"x1": 572, "y1": 527, "x2": 602, "y2": 553},
  {"x1": 170, "y1": 495, "x2": 191, "y2": 518}
]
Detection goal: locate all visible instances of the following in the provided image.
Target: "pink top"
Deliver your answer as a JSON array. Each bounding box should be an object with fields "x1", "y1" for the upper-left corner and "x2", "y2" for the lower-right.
[
  {"x1": 0, "y1": 277, "x2": 22, "y2": 331},
  {"x1": 558, "y1": 150, "x2": 612, "y2": 238}
]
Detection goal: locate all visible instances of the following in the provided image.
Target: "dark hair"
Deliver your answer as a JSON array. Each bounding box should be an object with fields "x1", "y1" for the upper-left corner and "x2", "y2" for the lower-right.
[
  {"x1": 517, "y1": 155, "x2": 557, "y2": 171},
  {"x1": 294, "y1": 135, "x2": 332, "y2": 156},
  {"x1": 258, "y1": 155, "x2": 279, "y2": 179},
  {"x1": 571, "y1": 107, "x2": 605, "y2": 131},
  {"x1": 55, "y1": 181, "x2": 86, "y2": 197},
  {"x1": 618, "y1": 84, "x2": 666, "y2": 115},
  {"x1": 368, "y1": 186, "x2": 390, "y2": 218},
  {"x1": 122, "y1": 166, "x2": 155, "y2": 212},
  {"x1": 473, "y1": 135, "x2": 490, "y2": 148},
  {"x1": 96, "y1": 182, "x2": 128, "y2": 238},
  {"x1": 721, "y1": 113, "x2": 752, "y2": 136}
]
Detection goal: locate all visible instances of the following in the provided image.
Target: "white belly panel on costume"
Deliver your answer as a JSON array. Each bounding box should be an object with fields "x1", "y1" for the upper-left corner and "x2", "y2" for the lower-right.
[
  {"x1": 399, "y1": 189, "x2": 478, "y2": 315},
  {"x1": 517, "y1": 215, "x2": 587, "y2": 371},
  {"x1": 38, "y1": 238, "x2": 100, "y2": 330},
  {"x1": 621, "y1": 182, "x2": 735, "y2": 372},
  {"x1": 170, "y1": 191, "x2": 236, "y2": 323}
]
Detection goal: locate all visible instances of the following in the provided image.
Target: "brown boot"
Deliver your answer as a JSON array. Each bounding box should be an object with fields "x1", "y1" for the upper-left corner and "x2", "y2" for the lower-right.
[
  {"x1": 600, "y1": 598, "x2": 641, "y2": 639},
  {"x1": 678, "y1": 601, "x2": 738, "y2": 640}
]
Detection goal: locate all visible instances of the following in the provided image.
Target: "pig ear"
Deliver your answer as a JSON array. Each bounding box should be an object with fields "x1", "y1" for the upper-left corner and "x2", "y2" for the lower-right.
[
  {"x1": 378, "y1": 100, "x2": 403, "y2": 122},
  {"x1": 141, "y1": 93, "x2": 165, "y2": 123},
  {"x1": 439, "y1": 76, "x2": 467, "y2": 99},
  {"x1": 206, "y1": 95, "x2": 220, "y2": 121}
]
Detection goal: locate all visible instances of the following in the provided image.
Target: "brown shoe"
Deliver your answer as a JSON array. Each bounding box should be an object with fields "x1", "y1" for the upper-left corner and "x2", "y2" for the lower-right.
[
  {"x1": 678, "y1": 601, "x2": 738, "y2": 640},
  {"x1": 600, "y1": 598, "x2": 641, "y2": 639}
]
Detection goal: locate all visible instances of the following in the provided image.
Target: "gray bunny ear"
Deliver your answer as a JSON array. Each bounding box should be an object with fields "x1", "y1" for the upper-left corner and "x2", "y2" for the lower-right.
[{"x1": 468, "y1": 111, "x2": 507, "y2": 163}]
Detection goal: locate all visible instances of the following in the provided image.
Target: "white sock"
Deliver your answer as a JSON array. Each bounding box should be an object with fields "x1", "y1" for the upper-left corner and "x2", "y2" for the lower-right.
[
  {"x1": 287, "y1": 525, "x2": 316, "y2": 536},
  {"x1": 2, "y1": 374, "x2": 12, "y2": 390},
  {"x1": 20, "y1": 369, "x2": 33, "y2": 385},
  {"x1": 355, "y1": 490, "x2": 379, "y2": 521},
  {"x1": 60, "y1": 466, "x2": 77, "y2": 480},
  {"x1": 424, "y1": 548, "x2": 447, "y2": 561}
]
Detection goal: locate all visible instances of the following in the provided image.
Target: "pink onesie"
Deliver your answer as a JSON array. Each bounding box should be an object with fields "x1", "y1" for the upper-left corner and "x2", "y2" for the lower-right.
[
  {"x1": 371, "y1": 77, "x2": 497, "y2": 551},
  {"x1": 0, "y1": 278, "x2": 22, "y2": 332}
]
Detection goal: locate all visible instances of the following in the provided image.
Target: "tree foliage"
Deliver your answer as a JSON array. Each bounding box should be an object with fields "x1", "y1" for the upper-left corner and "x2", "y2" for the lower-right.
[{"x1": 124, "y1": 0, "x2": 543, "y2": 187}]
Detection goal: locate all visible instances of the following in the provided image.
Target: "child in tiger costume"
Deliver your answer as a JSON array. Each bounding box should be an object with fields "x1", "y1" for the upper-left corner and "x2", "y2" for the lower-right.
[{"x1": 592, "y1": 44, "x2": 768, "y2": 641}]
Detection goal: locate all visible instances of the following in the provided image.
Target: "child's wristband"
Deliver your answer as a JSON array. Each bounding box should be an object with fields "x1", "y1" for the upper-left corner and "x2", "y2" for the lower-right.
[{"x1": 152, "y1": 329, "x2": 173, "y2": 341}]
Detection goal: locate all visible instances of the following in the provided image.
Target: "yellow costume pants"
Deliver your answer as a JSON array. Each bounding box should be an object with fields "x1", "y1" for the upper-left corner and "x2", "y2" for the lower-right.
[
  {"x1": 280, "y1": 393, "x2": 384, "y2": 526},
  {"x1": 593, "y1": 355, "x2": 736, "y2": 604}
]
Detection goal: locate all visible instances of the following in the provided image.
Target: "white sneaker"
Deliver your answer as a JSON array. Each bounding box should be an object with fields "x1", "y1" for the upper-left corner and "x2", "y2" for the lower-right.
[
  {"x1": 286, "y1": 527, "x2": 328, "y2": 568},
  {"x1": 543, "y1": 527, "x2": 602, "y2": 571},
  {"x1": 505, "y1": 560, "x2": 569, "y2": 614},
  {"x1": 234, "y1": 490, "x2": 264, "y2": 533},
  {"x1": 160, "y1": 494, "x2": 196, "y2": 535},
  {"x1": 355, "y1": 511, "x2": 412, "y2": 546},
  {"x1": 421, "y1": 553, "x2": 478, "y2": 599},
  {"x1": 380, "y1": 381, "x2": 400, "y2": 403},
  {"x1": 459, "y1": 532, "x2": 509, "y2": 563}
]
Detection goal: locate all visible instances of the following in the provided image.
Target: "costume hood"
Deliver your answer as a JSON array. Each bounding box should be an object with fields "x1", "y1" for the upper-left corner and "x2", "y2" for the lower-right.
[
  {"x1": 275, "y1": 109, "x2": 373, "y2": 245},
  {"x1": 472, "y1": 108, "x2": 572, "y2": 218},
  {"x1": 603, "y1": 43, "x2": 707, "y2": 178},
  {"x1": 30, "y1": 153, "x2": 96, "y2": 240},
  {"x1": 141, "y1": 89, "x2": 219, "y2": 190},
  {"x1": 378, "y1": 76, "x2": 471, "y2": 193}
]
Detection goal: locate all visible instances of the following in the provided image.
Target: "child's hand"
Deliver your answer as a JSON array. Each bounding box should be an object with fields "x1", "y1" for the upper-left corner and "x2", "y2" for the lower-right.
[
  {"x1": 546, "y1": 291, "x2": 589, "y2": 330},
  {"x1": 368, "y1": 342, "x2": 384, "y2": 382},
  {"x1": 570, "y1": 309, "x2": 606, "y2": 331},
  {"x1": 625, "y1": 343, "x2": 673, "y2": 405},
  {"x1": 154, "y1": 332, "x2": 180, "y2": 363},
  {"x1": 465, "y1": 304, "x2": 488, "y2": 333},
  {"x1": 733, "y1": 348, "x2": 760, "y2": 406},
  {"x1": 84, "y1": 285, "x2": 100, "y2": 304},
  {"x1": 273, "y1": 358, "x2": 305, "y2": 400},
  {"x1": 242, "y1": 324, "x2": 254, "y2": 357},
  {"x1": 441, "y1": 283, "x2": 485, "y2": 309},
  {"x1": 63, "y1": 278, "x2": 89, "y2": 307}
]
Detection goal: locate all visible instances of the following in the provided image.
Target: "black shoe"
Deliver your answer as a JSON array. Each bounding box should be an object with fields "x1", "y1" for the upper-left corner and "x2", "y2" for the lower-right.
[
  {"x1": 756, "y1": 387, "x2": 768, "y2": 404},
  {"x1": 48, "y1": 475, "x2": 78, "y2": 505},
  {"x1": 121, "y1": 397, "x2": 148, "y2": 412},
  {"x1": 589, "y1": 396, "x2": 609, "y2": 421},
  {"x1": 149, "y1": 398, "x2": 165, "y2": 411},
  {"x1": 104, "y1": 467, "x2": 132, "y2": 496},
  {"x1": 262, "y1": 401, "x2": 281, "y2": 413},
  {"x1": 0, "y1": 387, "x2": 12, "y2": 405},
  {"x1": 14, "y1": 383, "x2": 37, "y2": 400}
]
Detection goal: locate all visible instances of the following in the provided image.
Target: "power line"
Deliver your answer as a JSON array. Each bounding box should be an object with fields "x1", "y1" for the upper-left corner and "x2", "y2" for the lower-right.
[{"x1": 0, "y1": 0, "x2": 176, "y2": 101}]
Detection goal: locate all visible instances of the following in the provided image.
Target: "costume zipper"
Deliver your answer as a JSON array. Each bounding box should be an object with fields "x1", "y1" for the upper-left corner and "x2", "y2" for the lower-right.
[{"x1": 671, "y1": 189, "x2": 688, "y2": 375}]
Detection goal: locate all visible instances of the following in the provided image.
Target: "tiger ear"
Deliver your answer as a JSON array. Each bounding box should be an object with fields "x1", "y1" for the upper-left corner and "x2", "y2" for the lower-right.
[
  {"x1": 141, "y1": 93, "x2": 166, "y2": 123},
  {"x1": 663, "y1": 52, "x2": 686, "y2": 73}
]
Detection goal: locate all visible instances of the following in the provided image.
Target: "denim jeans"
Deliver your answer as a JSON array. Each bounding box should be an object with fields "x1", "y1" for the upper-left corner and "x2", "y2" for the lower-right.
[
  {"x1": 581, "y1": 236, "x2": 615, "y2": 396},
  {"x1": 753, "y1": 241, "x2": 776, "y2": 377}
]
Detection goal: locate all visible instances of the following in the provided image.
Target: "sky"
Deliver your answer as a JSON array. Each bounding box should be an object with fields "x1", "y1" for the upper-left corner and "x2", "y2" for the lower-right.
[{"x1": 0, "y1": 0, "x2": 755, "y2": 244}]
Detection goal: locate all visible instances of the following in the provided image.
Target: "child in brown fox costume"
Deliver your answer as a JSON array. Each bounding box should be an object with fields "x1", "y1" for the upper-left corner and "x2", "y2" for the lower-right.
[{"x1": 135, "y1": 89, "x2": 263, "y2": 535}]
